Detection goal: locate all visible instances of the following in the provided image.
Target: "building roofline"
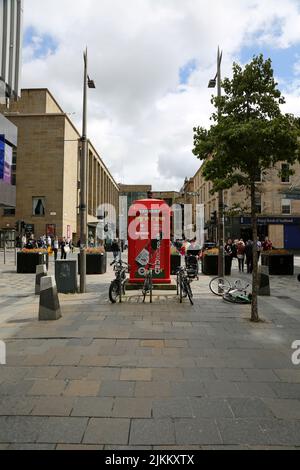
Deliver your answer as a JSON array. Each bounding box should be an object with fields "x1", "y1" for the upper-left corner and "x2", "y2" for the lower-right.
[{"x1": 21, "y1": 88, "x2": 65, "y2": 114}]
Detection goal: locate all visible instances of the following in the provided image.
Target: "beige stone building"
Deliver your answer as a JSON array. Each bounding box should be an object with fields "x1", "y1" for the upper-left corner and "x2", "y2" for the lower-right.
[
  {"x1": 0, "y1": 89, "x2": 119, "y2": 241},
  {"x1": 190, "y1": 162, "x2": 300, "y2": 249}
]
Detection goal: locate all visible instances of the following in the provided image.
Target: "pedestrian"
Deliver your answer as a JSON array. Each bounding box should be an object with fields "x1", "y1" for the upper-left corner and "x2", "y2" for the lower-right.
[
  {"x1": 262, "y1": 236, "x2": 273, "y2": 252},
  {"x1": 111, "y1": 239, "x2": 120, "y2": 261},
  {"x1": 21, "y1": 234, "x2": 27, "y2": 249},
  {"x1": 60, "y1": 238, "x2": 69, "y2": 260},
  {"x1": 237, "y1": 239, "x2": 246, "y2": 273},
  {"x1": 47, "y1": 236, "x2": 52, "y2": 247},
  {"x1": 52, "y1": 237, "x2": 59, "y2": 261},
  {"x1": 245, "y1": 240, "x2": 254, "y2": 274},
  {"x1": 257, "y1": 238, "x2": 262, "y2": 262},
  {"x1": 224, "y1": 238, "x2": 234, "y2": 271}
]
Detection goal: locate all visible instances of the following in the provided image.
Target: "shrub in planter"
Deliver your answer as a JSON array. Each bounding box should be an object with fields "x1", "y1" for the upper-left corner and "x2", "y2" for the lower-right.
[
  {"x1": 201, "y1": 249, "x2": 231, "y2": 276},
  {"x1": 17, "y1": 250, "x2": 49, "y2": 274},
  {"x1": 78, "y1": 248, "x2": 107, "y2": 274}
]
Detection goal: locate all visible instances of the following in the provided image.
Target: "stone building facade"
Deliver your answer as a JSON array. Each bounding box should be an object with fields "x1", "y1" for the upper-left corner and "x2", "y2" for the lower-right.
[
  {"x1": 191, "y1": 162, "x2": 300, "y2": 249},
  {"x1": 0, "y1": 89, "x2": 119, "y2": 241}
]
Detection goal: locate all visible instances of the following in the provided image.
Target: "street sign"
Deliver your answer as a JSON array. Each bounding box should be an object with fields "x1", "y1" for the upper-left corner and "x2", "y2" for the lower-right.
[{"x1": 283, "y1": 194, "x2": 300, "y2": 200}]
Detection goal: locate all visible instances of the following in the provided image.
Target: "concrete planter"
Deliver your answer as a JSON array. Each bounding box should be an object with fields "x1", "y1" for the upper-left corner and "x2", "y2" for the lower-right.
[
  {"x1": 78, "y1": 253, "x2": 107, "y2": 275},
  {"x1": 202, "y1": 255, "x2": 231, "y2": 276},
  {"x1": 261, "y1": 254, "x2": 294, "y2": 275},
  {"x1": 17, "y1": 252, "x2": 49, "y2": 274}
]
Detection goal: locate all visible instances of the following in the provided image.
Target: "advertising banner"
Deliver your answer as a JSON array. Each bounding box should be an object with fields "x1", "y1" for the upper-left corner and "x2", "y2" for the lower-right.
[
  {"x1": 3, "y1": 143, "x2": 12, "y2": 183},
  {"x1": 0, "y1": 135, "x2": 4, "y2": 179}
]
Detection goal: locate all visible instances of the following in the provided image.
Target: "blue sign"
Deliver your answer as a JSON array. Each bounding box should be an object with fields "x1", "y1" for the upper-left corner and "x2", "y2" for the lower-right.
[
  {"x1": 0, "y1": 135, "x2": 5, "y2": 180},
  {"x1": 241, "y1": 216, "x2": 300, "y2": 225}
]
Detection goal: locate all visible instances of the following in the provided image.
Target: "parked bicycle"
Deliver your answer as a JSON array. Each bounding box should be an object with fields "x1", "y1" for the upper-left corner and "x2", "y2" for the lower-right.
[
  {"x1": 176, "y1": 266, "x2": 194, "y2": 306},
  {"x1": 209, "y1": 276, "x2": 252, "y2": 304},
  {"x1": 109, "y1": 259, "x2": 130, "y2": 304},
  {"x1": 142, "y1": 262, "x2": 156, "y2": 303}
]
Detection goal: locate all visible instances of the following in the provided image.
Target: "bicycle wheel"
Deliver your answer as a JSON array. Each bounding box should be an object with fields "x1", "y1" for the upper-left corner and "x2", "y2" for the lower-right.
[
  {"x1": 149, "y1": 277, "x2": 153, "y2": 304},
  {"x1": 233, "y1": 279, "x2": 252, "y2": 292},
  {"x1": 186, "y1": 281, "x2": 194, "y2": 306},
  {"x1": 209, "y1": 277, "x2": 232, "y2": 296},
  {"x1": 109, "y1": 280, "x2": 120, "y2": 304}
]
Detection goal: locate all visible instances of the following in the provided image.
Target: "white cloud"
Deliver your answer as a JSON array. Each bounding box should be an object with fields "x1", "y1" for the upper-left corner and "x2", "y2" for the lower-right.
[{"x1": 22, "y1": 0, "x2": 300, "y2": 190}]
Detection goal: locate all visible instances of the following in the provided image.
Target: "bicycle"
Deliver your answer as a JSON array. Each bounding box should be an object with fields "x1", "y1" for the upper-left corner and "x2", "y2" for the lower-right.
[
  {"x1": 209, "y1": 277, "x2": 251, "y2": 297},
  {"x1": 109, "y1": 259, "x2": 130, "y2": 304},
  {"x1": 176, "y1": 266, "x2": 194, "y2": 306},
  {"x1": 142, "y1": 262, "x2": 156, "y2": 303}
]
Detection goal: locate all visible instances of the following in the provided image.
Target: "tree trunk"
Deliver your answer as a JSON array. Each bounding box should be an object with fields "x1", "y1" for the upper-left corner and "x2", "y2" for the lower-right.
[{"x1": 251, "y1": 183, "x2": 260, "y2": 322}]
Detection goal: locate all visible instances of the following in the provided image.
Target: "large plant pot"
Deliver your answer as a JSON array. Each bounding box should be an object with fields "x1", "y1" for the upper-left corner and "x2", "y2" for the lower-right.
[
  {"x1": 17, "y1": 252, "x2": 49, "y2": 274},
  {"x1": 171, "y1": 255, "x2": 181, "y2": 275},
  {"x1": 78, "y1": 253, "x2": 107, "y2": 275},
  {"x1": 202, "y1": 255, "x2": 231, "y2": 276},
  {"x1": 261, "y1": 254, "x2": 294, "y2": 275}
]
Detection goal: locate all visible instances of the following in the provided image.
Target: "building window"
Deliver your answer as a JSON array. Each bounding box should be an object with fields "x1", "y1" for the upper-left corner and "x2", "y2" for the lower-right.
[
  {"x1": 32, "y1": 197, "x2": 46, "y2": 216},
  {"x1": 255, "y1": 194, "x2": 262, "y2": 214},
  {"x1": 281, "y1": 164, "x2": 290, "y2": 183},
  {"x1": 282, "y1": 199, "x2": 291, "y2": 215},
  {"x1": 3, "y1": 207, "x2": 15, "y2": 216}
]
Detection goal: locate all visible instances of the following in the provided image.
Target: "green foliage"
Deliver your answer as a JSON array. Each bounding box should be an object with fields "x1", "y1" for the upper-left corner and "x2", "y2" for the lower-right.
[{"x1": 193, "y1": 54, "x2": 300, "y2": 193}]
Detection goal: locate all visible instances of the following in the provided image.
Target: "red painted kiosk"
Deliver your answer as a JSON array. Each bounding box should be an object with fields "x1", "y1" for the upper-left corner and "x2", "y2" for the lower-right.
[{"x1": 128, "y1": 199, "x2": 171, "y2": 285}]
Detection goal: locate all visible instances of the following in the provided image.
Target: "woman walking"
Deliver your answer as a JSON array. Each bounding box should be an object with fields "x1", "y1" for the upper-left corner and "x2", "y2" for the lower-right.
[{"x1": 237, "y1": 239, "x2": 246, "y2": 273}]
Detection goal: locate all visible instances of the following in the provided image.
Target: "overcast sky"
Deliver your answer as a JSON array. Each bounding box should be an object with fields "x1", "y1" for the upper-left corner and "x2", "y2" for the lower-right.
[{"x1": 22, "y1": 0, "x2": 300, "y2": 191}]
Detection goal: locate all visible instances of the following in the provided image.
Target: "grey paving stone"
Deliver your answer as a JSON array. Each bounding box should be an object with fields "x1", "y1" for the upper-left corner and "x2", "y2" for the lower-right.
[
  {"x1": 71, "y1": 397, "x2": 114, "y2": 417},
  {"x1": 152, "y1": 368, "x2": 184, "y2": 382},
  {"x1": 56, "y1": 366, "x2": 91, "y2": 380},
  {"x1": 0, "y1": 380, "x2": 35, "y2": 396},
  {"x1": 99, "y1": 381, "x2": 135, "y2": 398},
  {"x1": 0, "y1": 416, "x2": 47, "y2": 443},
  {"x1": 171, "y1": 381, "x2": 206, "y2": 398},
  {"x1": 259, "y1": 419, "x2": 300, "y2": 446},
  {"x1": 183, "y1": 368, "x2": 216, "y2": 381},
  {"x1": 27, "y1": 379, "x2": 67, "y2": 396},
  {"x1": 83, "y1": 418, "x2": 130, "y2": 445},
  {"x1": 152, "y1": 398, "x2": 193, "y2": 419},
  {"x1": 130, "y1": 419, "x2": 175, "y2": 446},
  {"x1": 135, "y1": 382, "x2": 171, "y2": 398},
  {"x1": 204, "y1": 381, "x2": 242, "y2": 398},
  {"x1": 31, "y1": 397, "x2": 76, "y2": 417},
  {"x1": 274, "y1": 369, "x2": 300, "y2": 383},
  {"x1": 24, "y1": 366, "x2": 61, "y2": 380},
  {"x1": 228, "y1": 398, "x2": 274, "y2": 418},
  {"x1": 174, "y1": 418, "x2": 222, "y2": 445},
  {"x1": 270, "y1": 383, "x2": 300, "y2": 399},
  {"x1": 87, "y1": 367, "x2": 121, "y2": 381},
  {"x1": 36, "y1": 417, "x2": 88, "y2": 444},
  {"x1": 243, "y1": 369, "x2": 279, "y2": 383},
  {"x1": 263, "y1": 399, "x2": 300, "y2": 420},
  {"x1": 236, "y1": 382, "x2": 277, "y2": 398},
  {"x1": 0, "y1": 396, "x2": 36, "y2": 416},
  {"x1": 217, "y1": 419, "x2": 272, "y2": 446},
  {"x1": 112, "y1": 398, "x2": 152, "y2": 418},
  {"x1": 213, "y1": 368, "x2": 248, "y2": 382},
  {"x1": 190, "y1": 398, "x2": 233, "y2": 419},
  {"x1": 8, "y1": 444, "x2": 56, "y2": 450}
]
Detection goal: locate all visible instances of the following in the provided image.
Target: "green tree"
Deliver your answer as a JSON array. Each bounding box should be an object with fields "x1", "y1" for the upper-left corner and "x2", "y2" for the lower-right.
[{"x1": 193, "y1": 54, "x2": 300, "y2": 322}]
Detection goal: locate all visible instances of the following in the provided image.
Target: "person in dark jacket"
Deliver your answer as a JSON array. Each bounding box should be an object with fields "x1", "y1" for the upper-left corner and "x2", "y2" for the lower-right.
[
  {"x1": 111, "y1": 239, "x2": 120, "y2": 261},
  {"x1": 245, "y1": 240, "x2": 254, "y2": 274},
  {"x1": 224, "y1": 239, "x2": 235, "y2": 271}
]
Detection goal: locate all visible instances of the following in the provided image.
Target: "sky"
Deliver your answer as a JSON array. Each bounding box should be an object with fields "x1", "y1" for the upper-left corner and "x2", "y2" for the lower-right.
[{"x1": 22, "y1": 0, "x2": 300, "y2": 191}]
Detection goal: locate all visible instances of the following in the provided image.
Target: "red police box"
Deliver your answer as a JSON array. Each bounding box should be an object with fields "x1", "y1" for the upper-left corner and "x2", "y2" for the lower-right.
[{"x1": 128, "y1": 199, "x2": 171, "y2": 284}]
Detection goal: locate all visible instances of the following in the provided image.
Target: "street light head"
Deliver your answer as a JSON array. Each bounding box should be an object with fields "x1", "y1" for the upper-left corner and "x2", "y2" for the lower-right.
[
  {"x1": 208, "y1": 79, "x2": 216, "y2": 89},
  {"x1": 87, "y1": 76, "x2": 96, "y2": 89}
]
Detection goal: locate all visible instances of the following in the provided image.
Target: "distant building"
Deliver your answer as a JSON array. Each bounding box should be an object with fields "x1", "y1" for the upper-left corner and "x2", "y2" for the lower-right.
[
  {"x1": 0, "y1": 0, "x2": 23, "y2": 102},
  {"x1": 0, "y1": 113, "x2": 16, "y2": 208},
  {"x1": 191, "y1": 162, "x2": 300, "y2": 250},
  {"x1": 0, "y1": 89, "x2": 119, "y2": 241}
]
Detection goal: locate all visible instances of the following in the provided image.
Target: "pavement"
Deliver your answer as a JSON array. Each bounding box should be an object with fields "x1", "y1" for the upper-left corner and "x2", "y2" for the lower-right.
[{"x1": 0, "y1": 249, "x2": 300, "y2": 450}]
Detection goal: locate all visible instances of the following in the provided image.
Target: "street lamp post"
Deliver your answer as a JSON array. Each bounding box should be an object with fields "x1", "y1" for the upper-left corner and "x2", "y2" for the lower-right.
[
  {"x1": 208, "y1": 47, "x2": 224, "y2": 277},
  {"x1": 79, "y1": 48, "x2": 96, "y2": 294}
]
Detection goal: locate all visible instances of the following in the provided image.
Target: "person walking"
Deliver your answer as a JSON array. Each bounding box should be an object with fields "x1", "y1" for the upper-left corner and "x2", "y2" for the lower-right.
[
  {"x1": 257, "y1": 238, "x2": 262, "y2": 262},
  {"x1": 224, "y1": 238, "x2": 235, "y2": 271},
  {"x1": 52, "y1": 237, "x2": 59, "y2": 261},
  {"x1": 245, "y1": 240, "x2": 254, "y2": 274},
  {"x1": 60, "y1": 238, "x2": 69, "y2": 260},
  {"x1": 111, "y1": 239, "x2": 120, "y2": 261},
  {"x1": 262, "y1": 237, "x2": 273, "y2": 252},
  {"x1": 237, "y1": 239, "x2": 246, "y2": 273}
]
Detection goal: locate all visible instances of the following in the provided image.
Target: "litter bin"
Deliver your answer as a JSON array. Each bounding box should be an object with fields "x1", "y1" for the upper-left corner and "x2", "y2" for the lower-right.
[{"x1": 55, "y1": 260, "x2": 78, "y2": 294}]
